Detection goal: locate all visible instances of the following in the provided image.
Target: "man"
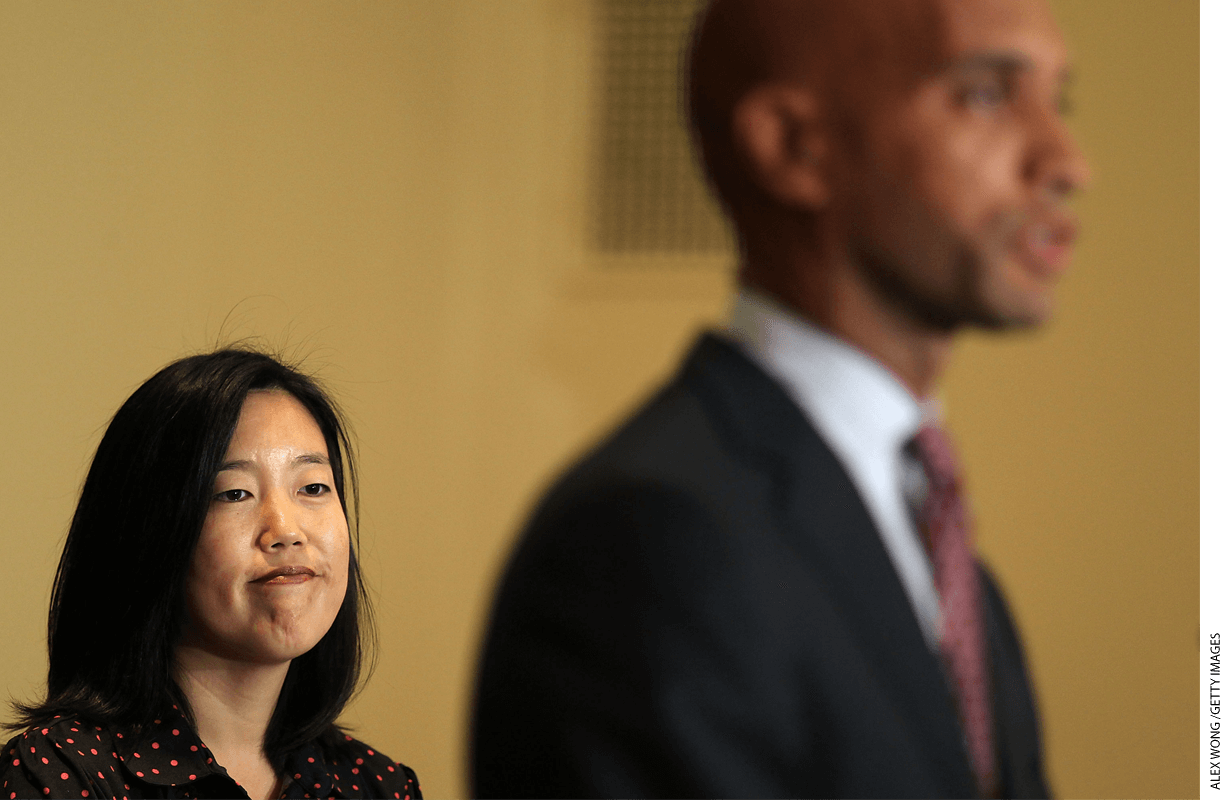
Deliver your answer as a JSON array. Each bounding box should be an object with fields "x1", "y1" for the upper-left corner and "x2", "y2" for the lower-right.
[{"x1": 472, "y1": 0, "x2": 1088, "y2": 796}]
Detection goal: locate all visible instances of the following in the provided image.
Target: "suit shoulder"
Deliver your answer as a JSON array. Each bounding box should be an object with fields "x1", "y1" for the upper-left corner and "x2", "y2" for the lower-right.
[{"x1": 543, "y1": 352, "x2": 765, "y2": 512}]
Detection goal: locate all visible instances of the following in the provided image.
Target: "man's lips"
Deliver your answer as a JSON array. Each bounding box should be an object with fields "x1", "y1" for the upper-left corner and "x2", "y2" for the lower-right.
[
  {"x1": 252, "y1": 566, "x2": 317, "y2": 585},
  {"x1": 1014, "y1": 212, "x2": 1079, "y2": 278}
]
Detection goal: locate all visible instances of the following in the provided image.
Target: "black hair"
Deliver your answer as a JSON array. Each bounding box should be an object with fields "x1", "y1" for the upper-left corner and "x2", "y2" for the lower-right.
[{"x1": 7, "y1": 348, "x2": 374, "y2": 766}]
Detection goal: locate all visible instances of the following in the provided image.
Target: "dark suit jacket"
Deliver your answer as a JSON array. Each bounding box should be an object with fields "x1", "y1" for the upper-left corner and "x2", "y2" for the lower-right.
[{"x1": 471, "y1": 334, "x2": 1050, "y2": 798}]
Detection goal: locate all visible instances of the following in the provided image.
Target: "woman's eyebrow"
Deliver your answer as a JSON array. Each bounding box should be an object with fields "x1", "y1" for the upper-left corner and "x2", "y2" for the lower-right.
[{"x1": 215, "y1": 453, "x2": 330, "y2": 472}]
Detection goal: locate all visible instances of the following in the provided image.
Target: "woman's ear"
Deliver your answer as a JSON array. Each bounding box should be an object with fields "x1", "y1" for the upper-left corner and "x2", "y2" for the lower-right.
[{"x1": 731, "y1": 85, "x2": 830, "y2": 209}]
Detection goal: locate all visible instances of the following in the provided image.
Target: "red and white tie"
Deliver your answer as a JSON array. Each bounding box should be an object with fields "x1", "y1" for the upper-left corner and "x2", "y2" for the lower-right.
[{"x1": 913, "y1": 425, "x2": 997, "y2": 798}]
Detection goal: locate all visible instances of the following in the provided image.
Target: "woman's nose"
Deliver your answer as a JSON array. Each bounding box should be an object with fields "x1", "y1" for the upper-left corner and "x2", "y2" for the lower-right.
[{"x1": 258, "y1": 494, "x2": 305, "y2": 550}]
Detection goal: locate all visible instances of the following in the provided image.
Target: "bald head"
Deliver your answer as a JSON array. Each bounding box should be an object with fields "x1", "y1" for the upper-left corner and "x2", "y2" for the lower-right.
[
  {"x1": 688, "y1": 0, "x2": 944, "y2": 113},
  {"x1": 688, "y1": 0, "x2": 947, "y2": 218}
]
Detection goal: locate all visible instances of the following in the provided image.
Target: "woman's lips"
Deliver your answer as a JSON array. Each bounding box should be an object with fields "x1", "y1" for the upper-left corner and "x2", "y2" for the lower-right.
[{"x1": 252, "y1": 566, "x2": 317, "y2": 585}]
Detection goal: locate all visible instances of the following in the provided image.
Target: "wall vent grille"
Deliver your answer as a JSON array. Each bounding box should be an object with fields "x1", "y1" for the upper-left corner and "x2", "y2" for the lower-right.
[{"x1": 589, "y1": 0, "x2": 732, "y2": 256}]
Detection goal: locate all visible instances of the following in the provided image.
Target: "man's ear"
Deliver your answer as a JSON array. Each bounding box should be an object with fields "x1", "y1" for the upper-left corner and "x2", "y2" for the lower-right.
[{"x1": 731, "y1": 85, "x2": 829, "y2": 209}]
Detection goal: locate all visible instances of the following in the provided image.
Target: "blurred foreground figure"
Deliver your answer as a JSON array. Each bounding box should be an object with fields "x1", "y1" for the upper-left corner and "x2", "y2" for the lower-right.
[{"x1": 473, "y1": 0, "x2": 1087, "y2": 796}]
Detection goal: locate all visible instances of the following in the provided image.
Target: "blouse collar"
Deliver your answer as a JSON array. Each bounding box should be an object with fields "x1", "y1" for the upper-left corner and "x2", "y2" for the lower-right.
[{"x1": 113, "y1": 704, "x2": 338, "y2": 798}]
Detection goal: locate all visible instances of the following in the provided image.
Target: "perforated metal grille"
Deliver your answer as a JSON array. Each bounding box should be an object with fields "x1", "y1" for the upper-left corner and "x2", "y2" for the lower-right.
[{"x1": 590, "y1": 0, "x2": 732, "y2": 255}]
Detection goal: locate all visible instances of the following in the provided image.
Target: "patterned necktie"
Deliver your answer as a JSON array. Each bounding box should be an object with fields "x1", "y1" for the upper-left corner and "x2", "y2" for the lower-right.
[{"x1": 912, "y1": 425, "x2": 997, "y2": 798}]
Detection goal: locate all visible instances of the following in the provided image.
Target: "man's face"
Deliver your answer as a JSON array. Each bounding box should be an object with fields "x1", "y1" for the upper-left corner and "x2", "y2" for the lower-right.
[{"x1": 833, "y1": 0, "x2": 1089, "y2": 331}]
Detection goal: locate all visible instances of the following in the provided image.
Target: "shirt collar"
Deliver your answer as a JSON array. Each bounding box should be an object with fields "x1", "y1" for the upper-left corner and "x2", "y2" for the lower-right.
[
  {"x1": 112, "y1": 704, "x2": 218, "y2": 787},
  {"x1": 725, "y1": 286, "x2": 925, "y2": 461},
  {"x1": 285, "y1": 737, "x2": 339, "y2": 798},
  {"x1": 113, "y1": 704, "x2": 338, "y2": 798}
]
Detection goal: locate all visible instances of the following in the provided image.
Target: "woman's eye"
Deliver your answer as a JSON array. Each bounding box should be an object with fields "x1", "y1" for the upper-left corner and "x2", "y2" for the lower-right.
[
  {"x1": 214, "y1": 489, "x2": 250, "y2": 503},
  {"x1": 301, "y1": 483, "x2": 331, "y2": 497}
]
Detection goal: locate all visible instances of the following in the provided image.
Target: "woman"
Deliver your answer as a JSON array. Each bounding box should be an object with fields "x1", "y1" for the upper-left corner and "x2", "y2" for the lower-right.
[{"x1": 0, "y1": 350, "x2": 420, "y2": 800}]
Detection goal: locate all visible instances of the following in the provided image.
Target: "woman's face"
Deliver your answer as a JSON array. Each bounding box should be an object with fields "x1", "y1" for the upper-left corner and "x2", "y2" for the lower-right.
[{"x1": 180, "y1": 390, "x2": 351, "y2": 665}]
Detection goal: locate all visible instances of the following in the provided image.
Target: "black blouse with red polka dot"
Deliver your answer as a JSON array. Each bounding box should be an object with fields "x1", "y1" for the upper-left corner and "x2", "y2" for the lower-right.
[{"x1": 0, "y1": 707, "x2": 421, "y2": 799}]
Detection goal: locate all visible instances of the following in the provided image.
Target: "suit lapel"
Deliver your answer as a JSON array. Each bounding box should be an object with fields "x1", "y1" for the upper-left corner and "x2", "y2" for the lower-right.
[
  {"x1": 983, "y1": 568, "x2": 1050, "y2": 798},
  {"x1": 682, "y1": 333, "x2": 975, "y2": 793}
]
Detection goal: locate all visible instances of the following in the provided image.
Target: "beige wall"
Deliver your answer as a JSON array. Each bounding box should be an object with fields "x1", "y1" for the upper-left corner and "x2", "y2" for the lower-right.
[{"x1": 0, "y1": 2, "x2": 1196, "y2": 798}]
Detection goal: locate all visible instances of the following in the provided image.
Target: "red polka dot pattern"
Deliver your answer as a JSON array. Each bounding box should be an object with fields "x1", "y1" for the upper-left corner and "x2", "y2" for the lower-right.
[{"x1": 0, "y1": 708, "x2": 421, "y2": 799}]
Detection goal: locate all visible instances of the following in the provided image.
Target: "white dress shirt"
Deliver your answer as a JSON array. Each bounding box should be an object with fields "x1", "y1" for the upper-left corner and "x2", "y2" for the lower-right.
[{"x1": 725, "y1": 288, "x2": 942, "y2": 649}]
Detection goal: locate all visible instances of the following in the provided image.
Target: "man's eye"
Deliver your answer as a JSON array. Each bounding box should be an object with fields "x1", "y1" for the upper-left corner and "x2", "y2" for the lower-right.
[
  {"x1": 214, "y1": 489, "x2": 251, "y2": 503},
  {"x1": 301, "y1": 483, "x2": 331, "y2": 497},
  {"x1": 960, "y1": 80, "x2": 1009, "y2": 110}
]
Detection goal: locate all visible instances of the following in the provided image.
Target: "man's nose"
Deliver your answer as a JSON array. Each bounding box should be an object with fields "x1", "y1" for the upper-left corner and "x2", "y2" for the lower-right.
[{"x1": 1027, "y1": 107, "x2": 1092, "y2": 200}]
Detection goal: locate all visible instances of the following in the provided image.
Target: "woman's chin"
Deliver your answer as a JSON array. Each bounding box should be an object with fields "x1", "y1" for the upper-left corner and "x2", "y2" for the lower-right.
[
  {"x1": 181, "y1": 624, "x2": 330, "y2": 666},
  {"x1": 178, "y1": 590, "x2": 345, "y2": 666},
  {"x1": 247, "y1": 622, "x2": 331, "y2": 663}
]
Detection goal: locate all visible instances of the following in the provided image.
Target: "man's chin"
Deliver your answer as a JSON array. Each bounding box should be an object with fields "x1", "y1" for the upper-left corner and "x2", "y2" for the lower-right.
[
  {"x1": 973, "y1": 290, "x2": 1055, "y2": 331},
  {"x1": 964, "y1": 263, "x2": 1059, "y2": 329}
]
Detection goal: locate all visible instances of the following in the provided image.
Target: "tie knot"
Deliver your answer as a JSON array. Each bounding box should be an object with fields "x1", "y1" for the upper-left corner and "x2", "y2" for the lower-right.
[{"x1": 912, "y1": 424, "x2": 961, "y2": 490}]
